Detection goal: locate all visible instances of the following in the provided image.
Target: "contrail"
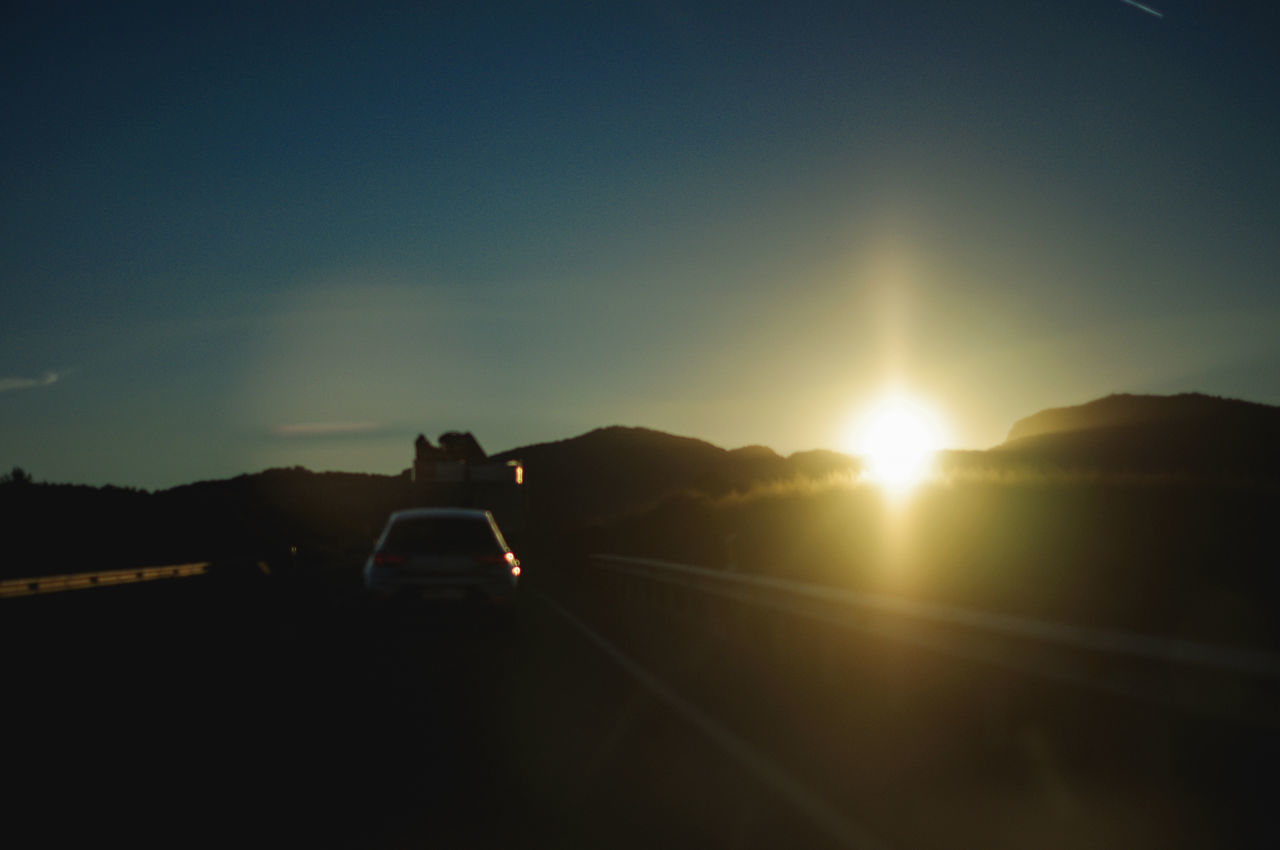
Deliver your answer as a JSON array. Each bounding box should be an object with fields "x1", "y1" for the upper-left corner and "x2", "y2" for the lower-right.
[{"x1": 1120, "y1": 0, "x2": 1164, "y2": 18}]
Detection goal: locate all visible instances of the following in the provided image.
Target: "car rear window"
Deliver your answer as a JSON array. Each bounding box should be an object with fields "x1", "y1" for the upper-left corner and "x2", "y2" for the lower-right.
[{"x1": 383, "y1": 516, "x2": 502, "y2": 556}]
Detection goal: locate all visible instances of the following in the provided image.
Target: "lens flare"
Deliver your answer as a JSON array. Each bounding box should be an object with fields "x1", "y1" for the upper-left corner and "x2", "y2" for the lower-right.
[{"x1": 852, "y1": 395, "x2": 945, "y2": 496}]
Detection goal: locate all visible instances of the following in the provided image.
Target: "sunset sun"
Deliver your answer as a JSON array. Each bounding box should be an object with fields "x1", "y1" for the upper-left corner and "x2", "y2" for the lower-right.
[{"x1": 850, "y1": 395, "x2": 946, "y2": 495}]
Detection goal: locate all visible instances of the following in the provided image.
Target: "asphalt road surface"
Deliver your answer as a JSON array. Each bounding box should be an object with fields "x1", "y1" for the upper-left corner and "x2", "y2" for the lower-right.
[
  {"x1": 4, "y1": 560, "x2": 1275, "y2": 849},
  {"x1": 4, "y1": 568, "x2": 851, "y2": 849}
]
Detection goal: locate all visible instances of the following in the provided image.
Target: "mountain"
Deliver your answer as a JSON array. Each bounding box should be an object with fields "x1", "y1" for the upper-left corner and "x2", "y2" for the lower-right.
[
  {"x1": 8, "y1": 396, "x2": 1277, "y2": 583},
  {"x1": 491, "y1": 426, "x2": 857, "y2": 527},
  {"x1": 992, "y1": 393, "x2": 1280, "y2": 477},
  {"x1": 1, "y1": 426, "x2": 857, "y2": 579}
]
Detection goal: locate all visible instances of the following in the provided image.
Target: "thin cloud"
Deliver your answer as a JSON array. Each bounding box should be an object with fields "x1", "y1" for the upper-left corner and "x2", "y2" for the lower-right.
[
  {"x1": 0, "y1": 371, "x2": 63, "y2": 393},
  {"x1": 273, "y1": 421, "x2": 383, "y2": 438},
  {"x1": 1120, "y1": 0, "x2": 1164, "y2": 18}
]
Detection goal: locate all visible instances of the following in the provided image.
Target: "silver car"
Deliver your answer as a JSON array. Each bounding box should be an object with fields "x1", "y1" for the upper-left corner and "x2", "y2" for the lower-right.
[{"x1": 363, "y1": 508, "x2": 520, "y2": 604}]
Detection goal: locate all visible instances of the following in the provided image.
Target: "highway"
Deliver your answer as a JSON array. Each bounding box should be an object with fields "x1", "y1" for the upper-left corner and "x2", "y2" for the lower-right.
[
  {"x1": 4, "y1": 557, "x2": 1275, "y2": 849},
  {"x1": 4, "y1": 564, "x2": 851, "y2": 849}
]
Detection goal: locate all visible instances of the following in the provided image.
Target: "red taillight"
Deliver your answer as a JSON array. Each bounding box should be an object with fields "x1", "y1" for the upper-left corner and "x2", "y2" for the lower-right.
[
  {"x1": 373, "y1": 553, "x2": 406, "y2": 567},
  {"x1": 474, "y1": 551, "x2": 520, "y2": 574}
]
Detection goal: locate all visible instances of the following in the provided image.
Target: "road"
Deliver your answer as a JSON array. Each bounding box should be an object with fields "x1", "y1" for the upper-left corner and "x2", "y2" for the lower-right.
[
  {"x1": 4, "y1": 565, "x2": 849, "y2": 849},
  {"x1": 4, "y1": 558, "x2": 1275, "y2": 848}
]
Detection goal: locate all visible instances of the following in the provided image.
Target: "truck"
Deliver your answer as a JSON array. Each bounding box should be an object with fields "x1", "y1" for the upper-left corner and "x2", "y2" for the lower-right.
[{"x1": 410, "y1": 432, "x2": 525, "y2": 544}]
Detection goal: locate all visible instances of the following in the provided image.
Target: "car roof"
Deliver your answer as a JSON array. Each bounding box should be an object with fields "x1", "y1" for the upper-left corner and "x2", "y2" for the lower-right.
[{"x1": 386, "y1": 507, "x2": 493, "y2": 523}]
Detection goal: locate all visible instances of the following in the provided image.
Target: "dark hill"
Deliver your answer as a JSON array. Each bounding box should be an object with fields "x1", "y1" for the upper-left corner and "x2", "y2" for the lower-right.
[
  {"x1": 1, "y1": 427, "x2": 856, "y2": 579},
  {"x1": 492, "y1": 426, "x2": 857, "y2": 528},
  {"x1": 993, "y1": 393, "x2": 1280, "y2": 477},
  {"x1": 155, "y1": 467, "x2": 412, "y2": 559},
  {"x1": 788, "y1": 449, "x2": 861, "y2": 480}
]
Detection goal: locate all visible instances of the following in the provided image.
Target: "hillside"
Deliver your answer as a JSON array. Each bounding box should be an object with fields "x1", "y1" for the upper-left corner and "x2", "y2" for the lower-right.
[
  {"x1": 992, "y1": 393, "x2": 1280, "y2": 478},
  {"x1": 1, "y1": 427, "x2": 856, "y2": 579},
  {"x1": 15, "y1": 392, "x2": 1276, "y2": 582},
  {"x1": 582, "y1": 398, "x2": 1280, "y2": 649},
  {"x1": 492, "y1": 426, "x2": 858, "y2": 527}
]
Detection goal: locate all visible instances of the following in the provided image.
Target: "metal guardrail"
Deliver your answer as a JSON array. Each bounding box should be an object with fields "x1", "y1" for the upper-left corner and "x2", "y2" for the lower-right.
[
  {"x1": 590, "y1": 554, "x2": 1280, "y2": 723},
  {"x1": 0, "y1": 563, "x2": 210, "y2": 599}
]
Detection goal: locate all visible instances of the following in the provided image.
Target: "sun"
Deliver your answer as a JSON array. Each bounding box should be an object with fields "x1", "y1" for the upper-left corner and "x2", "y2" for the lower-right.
[{"x1": 850, "y1": 395, "x2": 945, "y2": 495}]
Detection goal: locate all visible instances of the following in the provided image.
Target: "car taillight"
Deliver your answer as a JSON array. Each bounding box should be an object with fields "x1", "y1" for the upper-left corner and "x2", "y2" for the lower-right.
[
  {"x1": 474, "y1": 551, "x2": 520, "y2": 574},
  {"x1": 373, "y1": 553, "x2": 406, "y2": 567}
]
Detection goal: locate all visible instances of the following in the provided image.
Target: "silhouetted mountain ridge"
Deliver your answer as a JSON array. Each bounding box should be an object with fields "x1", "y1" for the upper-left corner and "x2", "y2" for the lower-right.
[
  {"x1": 1005, "y1": 393, "x2": 1279, "y2": 441},
  {"x1": 995, "y1": 393, "x2": 1280, "y2": 477},
  {"x1": 11, "y1": 392, "x2": 1275, "y2": 581},
  {"x1": 491, "y1": 425, "x2": 857, "y2": 527}
]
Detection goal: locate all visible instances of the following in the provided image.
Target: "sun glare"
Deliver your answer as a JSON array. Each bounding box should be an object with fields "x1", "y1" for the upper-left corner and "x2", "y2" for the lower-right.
[{"x1": 851, "y1": 395, "x2": 945, "y2": 496}]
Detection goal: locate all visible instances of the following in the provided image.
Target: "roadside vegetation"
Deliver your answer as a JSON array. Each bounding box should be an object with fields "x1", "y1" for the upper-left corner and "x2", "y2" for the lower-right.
[{"x1": 589, "y1": 467, "x2": 1280, "y2": 651}]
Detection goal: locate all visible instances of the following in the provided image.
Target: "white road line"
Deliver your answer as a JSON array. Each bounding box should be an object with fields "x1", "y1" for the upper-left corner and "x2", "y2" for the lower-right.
[{"x1": 535, "y1": 590, "x2": 892, "y2": 850}]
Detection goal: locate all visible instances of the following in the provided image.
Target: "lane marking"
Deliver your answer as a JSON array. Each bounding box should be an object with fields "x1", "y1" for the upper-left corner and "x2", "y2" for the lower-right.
[{"x1": 535, "y1": 589, "x2": 892, "y2": 850}]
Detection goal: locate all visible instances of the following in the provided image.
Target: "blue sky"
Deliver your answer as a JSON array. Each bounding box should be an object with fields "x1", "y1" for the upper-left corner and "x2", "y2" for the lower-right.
[{"x1": 3, "y1": 0, "x2": 1278, "y2": 488}]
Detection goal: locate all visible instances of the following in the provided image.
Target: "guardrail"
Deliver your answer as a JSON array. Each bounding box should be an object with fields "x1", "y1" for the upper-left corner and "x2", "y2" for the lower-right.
[
  {"x1": 0, "y1": 563, "x2": 210, "y2": 599},
  {"x1": 589, "y1": 554, "x2": 1280, "y2": 725}
]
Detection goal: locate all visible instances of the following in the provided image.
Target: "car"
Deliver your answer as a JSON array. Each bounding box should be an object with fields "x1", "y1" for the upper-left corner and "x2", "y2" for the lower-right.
[{"x1": 363, "y1": 508, "x2": 521, "y2": 604}]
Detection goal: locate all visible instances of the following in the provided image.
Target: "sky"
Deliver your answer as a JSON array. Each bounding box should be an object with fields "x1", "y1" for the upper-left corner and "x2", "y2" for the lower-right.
[{"x1": 3, "y1": 0, "x2": 1278, "y2": 489}]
